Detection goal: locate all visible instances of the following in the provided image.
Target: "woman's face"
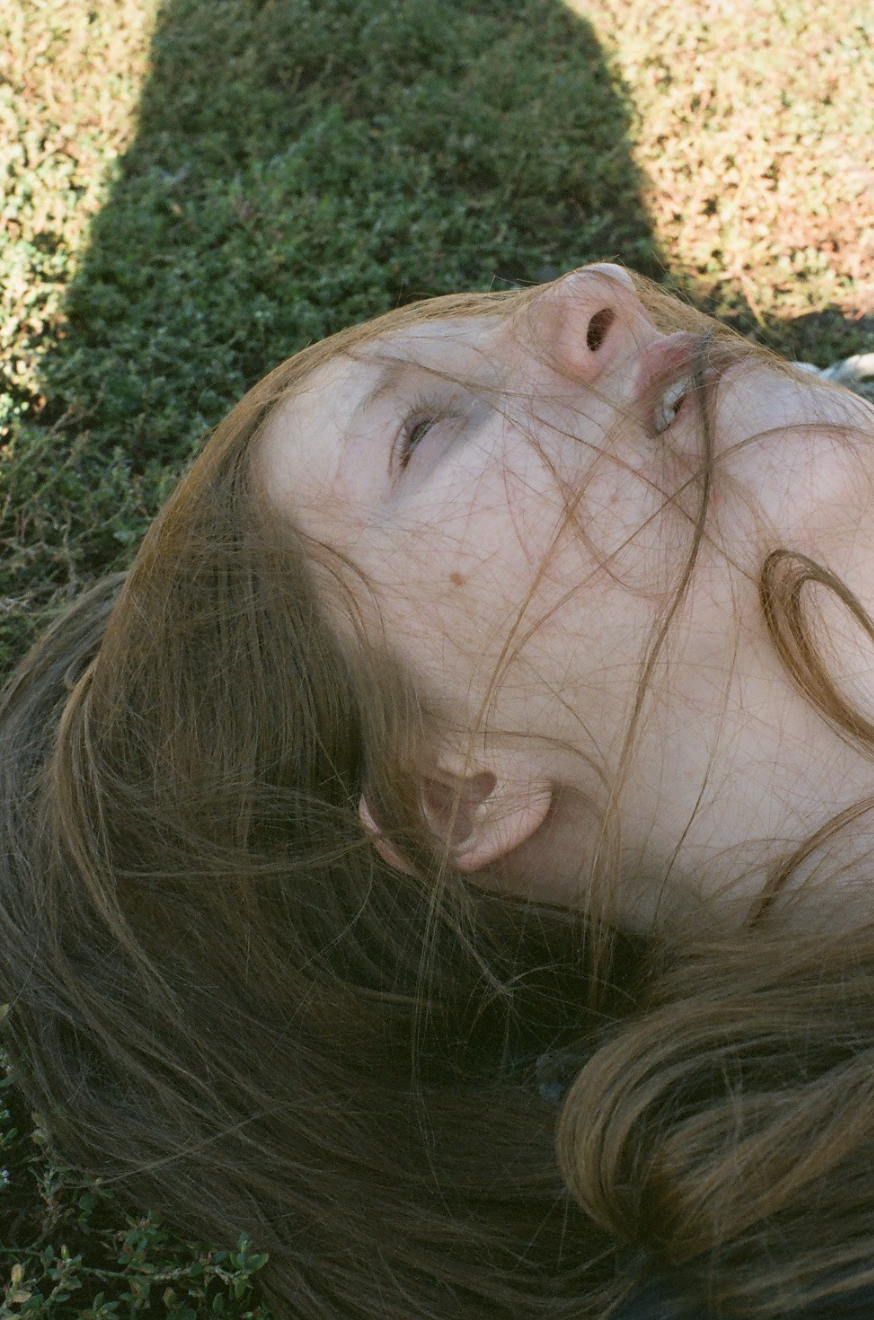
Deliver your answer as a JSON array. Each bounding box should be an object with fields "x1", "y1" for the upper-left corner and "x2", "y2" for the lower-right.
[{"x1": 260, "y1": 266, "x2": 874, "y2": 928}]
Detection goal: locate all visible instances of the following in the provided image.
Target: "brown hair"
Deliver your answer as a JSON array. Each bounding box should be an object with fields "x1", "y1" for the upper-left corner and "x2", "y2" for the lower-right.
[{"x1": 3, "y1": 277, "x2": 874, "y2": 1319}]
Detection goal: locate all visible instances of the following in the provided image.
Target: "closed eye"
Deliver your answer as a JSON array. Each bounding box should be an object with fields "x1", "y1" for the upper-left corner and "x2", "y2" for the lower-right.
[
  {"x1": 399, "y1": 415, "x2": 439, "y2": 469},
  {"x1": 391, "y1": 387, "x2": 486, "y2": 477},
  {"x1": 394, "y1": 392, "x2": 464, "y2": 473}
]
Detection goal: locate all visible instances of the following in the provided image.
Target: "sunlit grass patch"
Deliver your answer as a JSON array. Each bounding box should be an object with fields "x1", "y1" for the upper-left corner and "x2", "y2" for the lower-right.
[{"x1": 573, "y1": 0, "x2": 874, "y2": 328}]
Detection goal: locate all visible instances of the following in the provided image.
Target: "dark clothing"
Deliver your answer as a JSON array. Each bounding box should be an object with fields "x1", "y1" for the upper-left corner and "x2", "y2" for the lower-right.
[{"x1": 616, "y1": 1277, "x2": 874, "y2": 1319}]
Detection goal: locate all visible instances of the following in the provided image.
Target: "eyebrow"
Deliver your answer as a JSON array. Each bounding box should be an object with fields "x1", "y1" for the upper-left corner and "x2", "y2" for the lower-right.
[
  {"x1": 355, "y1": 357, "x2": 440, "y2": 415},
  {"x1": 343, "y1": 323, "x2": 500, "y2": 444},
  {"x1": 339, "y1": 357, "x2": 457, "y2": 455}
]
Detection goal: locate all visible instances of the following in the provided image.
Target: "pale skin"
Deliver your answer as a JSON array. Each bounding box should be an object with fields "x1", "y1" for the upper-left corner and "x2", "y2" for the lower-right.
[{"x1": 259, "y1": 265, "x2": 874, "y2": 934}]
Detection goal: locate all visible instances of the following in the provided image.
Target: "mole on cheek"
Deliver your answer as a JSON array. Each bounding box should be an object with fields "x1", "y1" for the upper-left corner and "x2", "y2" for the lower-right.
[{"x1": 449, "y1": 571, "x2": 466, "y2": 587}]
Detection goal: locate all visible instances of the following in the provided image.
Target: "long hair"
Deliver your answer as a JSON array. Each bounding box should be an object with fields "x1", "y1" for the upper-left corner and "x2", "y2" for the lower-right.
[{"x1": 3, "y1": 276, "x2": 874, "y2": 1319}]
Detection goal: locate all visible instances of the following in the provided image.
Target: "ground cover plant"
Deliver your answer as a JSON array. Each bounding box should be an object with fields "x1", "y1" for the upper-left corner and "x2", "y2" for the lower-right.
[{"x1": 1, "y1": 0, "x2": 873, "y2": 1313}]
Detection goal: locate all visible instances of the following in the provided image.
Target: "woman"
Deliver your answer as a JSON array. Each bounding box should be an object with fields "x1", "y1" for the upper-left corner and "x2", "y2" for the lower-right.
[{"x1": 3, "y1": 264, "x2": 874, "y2": 1319}]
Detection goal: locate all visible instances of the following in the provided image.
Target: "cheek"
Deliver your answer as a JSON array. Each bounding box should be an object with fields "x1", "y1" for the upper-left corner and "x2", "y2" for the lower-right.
[
  {"x1": 387, "y1": 534, "x2": 528, "y2": 661},
  {"x1": 373, "y1": 508, "x2": 548, "y2": 709},
  {"x1": 528, "y1": 453, "x2": 693, "y2": 607},
  {"x1": 373, "y1": 436, "x2": 699, "y2": 717}
]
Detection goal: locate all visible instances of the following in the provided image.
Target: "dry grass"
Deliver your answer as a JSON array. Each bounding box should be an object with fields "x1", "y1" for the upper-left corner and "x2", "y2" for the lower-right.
[
  {"x1": 573, "y1": 0, "x2": 874, "y2": 322},
  {"x1": 0, "y1": 0, "x2": 155, "y2": 422}
]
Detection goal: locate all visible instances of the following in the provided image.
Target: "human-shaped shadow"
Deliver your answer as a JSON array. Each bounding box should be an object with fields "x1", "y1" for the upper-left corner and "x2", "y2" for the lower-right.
[{"x1": 37, "y1": 0, "x2": 661, "y2": 478}]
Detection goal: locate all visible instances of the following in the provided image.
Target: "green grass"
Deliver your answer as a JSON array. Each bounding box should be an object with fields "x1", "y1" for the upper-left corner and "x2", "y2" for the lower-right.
[
  {"x1": 0, "y1": 0, "x2": 657, "y2": 671},
  {"x1": 2, "y1": 0, "x2": 874, "y2": 1312},
  {"x1": 0, "y1": 1049, "x2": 272, "y2": 1318}
]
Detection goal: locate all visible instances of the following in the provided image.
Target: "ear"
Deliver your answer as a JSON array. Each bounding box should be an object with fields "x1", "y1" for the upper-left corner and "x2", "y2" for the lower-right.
[
  {"x1": 359, "y1": 764, "x2": 552, "y2": 875},
  {"x1": 420, "y1": 767, "x2": 552, "y2": 873}
]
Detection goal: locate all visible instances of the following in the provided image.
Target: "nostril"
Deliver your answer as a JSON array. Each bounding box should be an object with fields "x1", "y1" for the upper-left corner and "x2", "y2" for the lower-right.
[{"x1": 586, "y1": 307, "x2": 615, "y2": 352}]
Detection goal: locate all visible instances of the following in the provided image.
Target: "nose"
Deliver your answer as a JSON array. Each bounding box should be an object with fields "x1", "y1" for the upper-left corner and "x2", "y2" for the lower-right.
[{"x1": 530, "y1": 263, "x2": 651, "y2": 386}]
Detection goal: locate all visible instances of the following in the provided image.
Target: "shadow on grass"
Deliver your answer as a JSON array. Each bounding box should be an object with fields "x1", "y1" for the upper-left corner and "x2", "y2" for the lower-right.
[
  {"x1": 3, "y1": 0, "x2": 673, "y2": 675},
  {"x1": 36, "y1": 0, "x2": 661, "y2": 475}
]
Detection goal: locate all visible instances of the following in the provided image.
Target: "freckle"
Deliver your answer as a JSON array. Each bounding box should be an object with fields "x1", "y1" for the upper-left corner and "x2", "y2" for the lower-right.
[{"x1": 449, "y1": 571, "x2": 466, "y2": 587}]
